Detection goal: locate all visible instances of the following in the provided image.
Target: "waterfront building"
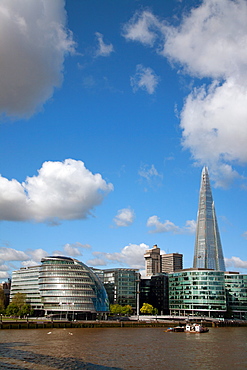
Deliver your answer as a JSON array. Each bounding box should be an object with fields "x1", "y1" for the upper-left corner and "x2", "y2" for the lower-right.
[
  {"x1": 169, "y1": 269, "x2": 227, "y2": 317},
  {"x1": 193, "y1": 167, "x2": 226, "y2": 271},
  {"x1": 102, "y1": 268, "x2": 139, "y2": 308},
  {"x1": 144, "y1": 245, "x2": 161, "y2": 276},
  {"x1": 161, "y1": 253, "x2": 183, "y2": 273},
  {"x1": 224, "y1": 272, "x2": 247, "y2": 320},
  {"x1": 10, "y1": 256, "x2": 109, "y2": 319},
  {"x1": 10, "y1": 266, "x2": 42, "y2": 311},
  {"x1": 140, "y1": 273, "x2": 169, "y2": 314},
  {"x1": 144, "y1": 245, "x2": 183, "y2": 276}
]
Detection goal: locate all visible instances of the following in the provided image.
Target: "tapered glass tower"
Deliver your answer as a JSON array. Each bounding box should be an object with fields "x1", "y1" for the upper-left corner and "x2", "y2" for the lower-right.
[{"x1": 193, "y1": 167, "x2": 226, "y2": 271}]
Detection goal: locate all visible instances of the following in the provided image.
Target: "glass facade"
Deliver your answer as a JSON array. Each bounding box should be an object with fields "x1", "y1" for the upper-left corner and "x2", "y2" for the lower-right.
[
  {"x1": 102, "y1": 268, "x2": 138, "y2": 308},
  {"x1": 193, "y1": 167, "x2": 225, "y2": 271},
  {"x1": 169, "y1": 269, "x2": 226, "y2": 317},
  {"x1": 10, "y1": 266, "x2": 42, "y2": 309},
  {"x1": 10, "y1": 256, "x2": 109, "y2": 318},
  {"x1": 224, "y1": 273, "x2": 247, "y2": 320}
]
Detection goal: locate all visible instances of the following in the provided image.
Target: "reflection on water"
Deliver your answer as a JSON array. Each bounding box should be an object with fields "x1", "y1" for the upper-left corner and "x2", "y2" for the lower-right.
[{"x1": 0, "y1": 327, "x2": 246, "y2": 369}]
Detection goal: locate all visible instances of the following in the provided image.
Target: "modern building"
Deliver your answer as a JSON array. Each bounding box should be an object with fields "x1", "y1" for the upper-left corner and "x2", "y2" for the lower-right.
[
  {"x1": 140, "y1": 273, "x2": 169, "y2": 314},
  {"x1": 144, "y1": 245, "x2": 183, "y2": 276},
  {"x1": 161, "y1": 253, "x2": 183, "y2": 274},
  {"x1": 144, "y1": 245, "x2": 161, "y2": 276},
  {"x1": 169, "y1": 269, "x2": 227, "y2": 317},
  {"x1": 10, "y1": 256, "x2": 109, "y2": 319},
  {"x1": 11, "y1": 265, "x2": 42, "y2": 311},
  {"x1": 193, "y1": 167, "x2": 225, "y2": 271},
  {"x1": 102, "y1": 268, "x2": 139, "y2": 309},
  {"x1": 224, "y1": 272, "x2": 247, "y2": 320}
]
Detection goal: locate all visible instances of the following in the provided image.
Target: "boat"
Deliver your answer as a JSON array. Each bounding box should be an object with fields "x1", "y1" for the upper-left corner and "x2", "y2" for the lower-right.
[
  {"x1": 185, "y1": 323, "x2": 209, "y2": 333},
  {"x1": 165, "y1": 326, "x2": 185, "y2": 332}
]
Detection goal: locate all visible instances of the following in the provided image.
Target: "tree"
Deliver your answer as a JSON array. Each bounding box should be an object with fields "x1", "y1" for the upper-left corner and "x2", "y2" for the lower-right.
[
  {"x1": 110, "y1": 304, "x2": 133, "y2": 316},
  {"x1": 140, "y1": 303, "x2": 158, "y2": 315},
  {"x1": 121, "y1": 305, "x2": 133, "y2": 316},
  {"x1": 6, "y1": 303, "x2": 19, "y2": 317},
  {"x1": 6, "y1": 292, "x2": 33, "y2": 318}
]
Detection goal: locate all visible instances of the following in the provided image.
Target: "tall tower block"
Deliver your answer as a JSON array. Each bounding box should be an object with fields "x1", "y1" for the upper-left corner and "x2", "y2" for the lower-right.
[{"x1": 193, "y1": 167, "x2": 226, "y2": 271}]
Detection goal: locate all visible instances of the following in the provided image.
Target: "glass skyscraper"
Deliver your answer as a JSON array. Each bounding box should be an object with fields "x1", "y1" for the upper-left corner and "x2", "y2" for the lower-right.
[{"x1": 193, "y1": 167, "x2": 226, "y2": 271}]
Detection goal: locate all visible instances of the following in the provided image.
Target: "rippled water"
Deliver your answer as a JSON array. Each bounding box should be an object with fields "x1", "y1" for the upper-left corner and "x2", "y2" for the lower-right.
[{"x1": 0, "y1": 327, "x2": 246, "y2": 369}]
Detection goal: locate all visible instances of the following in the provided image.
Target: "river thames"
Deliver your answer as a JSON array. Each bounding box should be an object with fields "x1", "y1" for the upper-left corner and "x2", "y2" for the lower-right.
[{"x1": 0, "y1": 327, "x2": 246, "y2": 369}]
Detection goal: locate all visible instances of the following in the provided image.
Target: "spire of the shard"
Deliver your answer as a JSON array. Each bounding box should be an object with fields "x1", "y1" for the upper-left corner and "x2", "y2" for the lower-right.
[{"x1": 193, "y1": 167, "x2": 226, "y2": 271}]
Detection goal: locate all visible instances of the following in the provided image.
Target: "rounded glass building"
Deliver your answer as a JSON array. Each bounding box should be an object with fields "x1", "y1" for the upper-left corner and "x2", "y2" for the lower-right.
[{"x1": 39, "y1": 256, "x2": 109, "y2": 319}]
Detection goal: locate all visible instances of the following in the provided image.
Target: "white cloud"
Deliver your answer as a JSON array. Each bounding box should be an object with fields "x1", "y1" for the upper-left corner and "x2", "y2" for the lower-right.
[
  {"x1": 122, "y1": 10, "x2": 164, "y2": 47},
  {"x1": 0, "y1": 0, "x2": 75, "y2": 119},
  {"x1": 87, "y1": 243, "x2": 149, "y2": 269},
  {"x1": 0, "y1": 247, "x2": 29, "y2": 263},
  {"x1": 138, "y1": 163, "x2": 163, "y2": 182},
  {"x1": 0, "y1": 159, "x2": 113, "y2": 223},
  {"x1": 147, "y1": 215, "x2": 196, "y2": 234},
  {"x1": 225, "y1": 256, "x2": 247, "y2": 270},
  {"x1": 63, "y1": 242, "x2": 91, "y2": 257},
  {"x1": 130, "y1": 64, "x2": 159, "y2": 94},
  {"x1": 25, "y1": 248, "x2": 48, "y2": 262},
  {"x1": 113, "y1": 208, "x2": 135, "y2": 227},
  {"x1": 123, "y1": 1, "x2": 247, "y2": 186},
  {"x1": 95, "y1": 32, "x2": 114, "y2": 57}
]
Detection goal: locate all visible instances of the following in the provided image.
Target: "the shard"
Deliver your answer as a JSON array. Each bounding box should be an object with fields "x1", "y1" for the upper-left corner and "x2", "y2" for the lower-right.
[{"x1": 193, "y1": 167, "x2": 226, "y2": 271}]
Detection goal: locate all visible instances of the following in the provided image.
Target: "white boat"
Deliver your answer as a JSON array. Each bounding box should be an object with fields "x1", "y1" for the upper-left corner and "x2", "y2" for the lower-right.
[{"x1": 185, "y1": 323, "x2": 209, "y2": 333}]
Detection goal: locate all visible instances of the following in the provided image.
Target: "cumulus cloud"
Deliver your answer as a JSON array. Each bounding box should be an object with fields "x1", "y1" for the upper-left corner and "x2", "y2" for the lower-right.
[
  {"x1": 0, "y1": 247, "x2": 29, "y2": 263},
  {"x1": 63, "y1": 242, "x2": 91, "y2": 257},
  {"x1": 147, "y1": 215, "x2": 196, "y2": 234},
  {"x1": 122, "y1": 10, "x2": 164, "y2": 47},
  {"x1": 225, "y1": 256, "x2": 247, "y2": 270},
  {"x1": 130, "y1": 64, "x2": 159, "y2": 94},
  {"x1": 20, "y1": 248, "x2": 50, "y2": 268},
  {"x1": 0, "y1": 159, "x2": 113, "y2": 223},
  {"x1": 95, "y1": 32, "x2": 114, "y2": 57},
  {"x1": 123, "y1": 1, "x2": 247, "y2": 186},
  {"x1": 87, "y1": 243, "x2": 149, "y2": 269},
  {"x1": 113, "y1": 208, "x2": 135, "y2": 227},
  {"x1": 0, "y1": 0, "x2": 75, "y2": 119}
]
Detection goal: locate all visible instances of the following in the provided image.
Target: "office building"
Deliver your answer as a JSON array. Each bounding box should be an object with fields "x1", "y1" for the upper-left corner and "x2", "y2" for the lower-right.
[
  {"x1": 193, "y1": 167, "x2": 226, "y2": 271},
  {"x1": 144, "y1": 245, "x2": 161, "y2": 276},
  {"x1": 224, "y1": 272, "x2": 247, "y2": 320},
  {"x1": 10, "y1": 256, "x2": 109, "y2": 319},
  {"x1": 140, "y1": 274, "x2": 169, "y2": 314},
  {"x1": 11, "y1": 265, "x2": 42, "y2": 311},
  {"x1": 102, "y1": 268, "x2": 139, "y2": 308},
  {"x1": 169, "y1": 269, "x2": 227, "y2": 317},
  {"x1": 161, "y1": 253, "x2": 183, "y2": 273},
  {"x1": 144, "y1": 245, "x2": 183, "y2": 276}
]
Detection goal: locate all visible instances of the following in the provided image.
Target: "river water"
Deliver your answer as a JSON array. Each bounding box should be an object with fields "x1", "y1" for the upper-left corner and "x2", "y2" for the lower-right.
[{"x1": 0, "y1": 327, "x2": 246, "y2": 369}]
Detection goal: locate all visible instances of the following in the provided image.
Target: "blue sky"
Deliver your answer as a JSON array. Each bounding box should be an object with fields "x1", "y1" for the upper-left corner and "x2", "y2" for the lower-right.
[{"x1": 0, "y1": 0, "x2": 247, "y2": 279}]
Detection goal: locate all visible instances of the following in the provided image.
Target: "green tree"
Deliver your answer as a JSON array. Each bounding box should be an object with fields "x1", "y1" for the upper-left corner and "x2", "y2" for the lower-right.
[
  {"x1": 121, "y1": 305, "x2": 133, "y2": 316},
  {"x1": 140, "y1": 303, "x2": 158, "y2": 315},
  {"x1": 110, "y1": 304, "x2": 123, "y2": 315},
  {"x1": 6, "y1": 302, "x2": 19, "y2": 317},
  {"x1": 110, "y1": 304, "x2": 133, "y2": 316},
  {"x1": 6, "y1": 292, "x2": 32, "y2": 318},
  {"x1": 12, "y1": 292, "x2": 26, "y2": 309},
  {"x1": 19, "y1": 304, "x2": 33, "y2": 318}
]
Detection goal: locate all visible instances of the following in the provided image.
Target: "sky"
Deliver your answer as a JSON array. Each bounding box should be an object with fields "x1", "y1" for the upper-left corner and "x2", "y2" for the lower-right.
[{"x1": 0, "y1": 0, "x2": 247, "y2": 280}]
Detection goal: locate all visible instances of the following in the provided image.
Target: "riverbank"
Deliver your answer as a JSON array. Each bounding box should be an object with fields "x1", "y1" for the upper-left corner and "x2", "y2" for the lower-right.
[{"x1": 1, "y1": 319, "x2": 246, "y2": 329}]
